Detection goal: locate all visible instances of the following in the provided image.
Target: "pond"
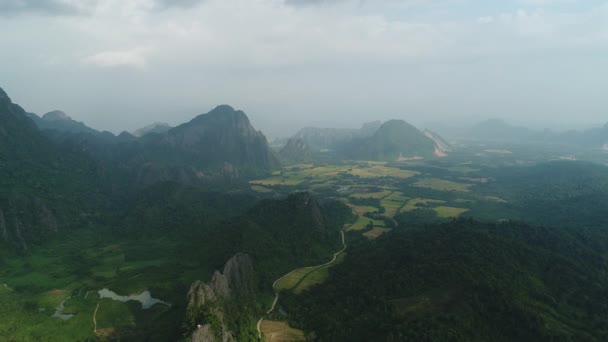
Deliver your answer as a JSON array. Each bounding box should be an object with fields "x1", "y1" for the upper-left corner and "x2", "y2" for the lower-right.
[
  {"x1": 52, "y1": 297, "x2": 74, "y2": 321},
  {"x1": 98, "y1": 288, "x2": 171, "y2": 309}
]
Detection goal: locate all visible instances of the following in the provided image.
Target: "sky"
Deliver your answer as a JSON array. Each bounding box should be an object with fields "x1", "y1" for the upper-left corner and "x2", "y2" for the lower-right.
[{"x1": 1, "y1": 0, "x2": 607, "y2": 137}]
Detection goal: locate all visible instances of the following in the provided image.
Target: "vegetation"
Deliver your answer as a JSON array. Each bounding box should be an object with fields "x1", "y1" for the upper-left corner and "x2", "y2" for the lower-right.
[{"x1": 283, "y1": 219, "x2": 608, "y2": 341}]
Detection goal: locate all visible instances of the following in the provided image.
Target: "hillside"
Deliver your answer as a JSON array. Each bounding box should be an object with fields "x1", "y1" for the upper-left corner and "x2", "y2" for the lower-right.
[
  {"x1": 0, "y1": 87, "x2": 108, "y2": 251},
  {"x1": 472, "y1": 161, "x2": 608, "y2": 228},
  {"x1": 279, "y1": 138, "x2": 313, "y2": 165},
  {"x1": 26, "y1": 110, "x2": 103, "y2": 137},
  {"x1": 344, "y1": 120, "x2": 437, "y2": 161},
  {"x1": 283, "y1": 219, "x2": 608, "y2": 341},
  {"x1": 132, "y1": 122, "x2": 172, "y2": 137},
  {"x1": 292, "y1": 121, "x2": 380, "y2": 151},
  {"x1": 467, "y1": 119, "x2": 534, "y2": 142}
]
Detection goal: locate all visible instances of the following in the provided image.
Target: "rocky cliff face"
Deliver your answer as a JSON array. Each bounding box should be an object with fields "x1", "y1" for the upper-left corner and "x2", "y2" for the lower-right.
[
  {"x1": 187, "y1": 253, "x2": 256, "y2": 342},
  {"x1": 279, "y1": 138, "x2": 313, "y2": 165},
  {"x1": 0, "y1": 87, "x2": 105, "y2": 251},
  {"x1": 122, "y1": 105, "x2": 279, "y2": 187},
  {"x1": 293, "y1": 120, "x2": 380, "y2": 151},
  {"x1": 0, "y1": 196, "x2": 59, "y2": 251}
]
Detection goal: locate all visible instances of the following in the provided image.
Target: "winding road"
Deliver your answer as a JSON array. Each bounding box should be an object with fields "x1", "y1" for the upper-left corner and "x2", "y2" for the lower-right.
[{"x1": 256, "y1": 230, "x2": 347, "y2": 340}]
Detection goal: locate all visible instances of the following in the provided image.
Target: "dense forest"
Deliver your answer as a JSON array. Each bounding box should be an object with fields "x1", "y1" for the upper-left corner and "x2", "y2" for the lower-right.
[{"x1": 282, "y1": 219, "x2": 608, "y2": 341}]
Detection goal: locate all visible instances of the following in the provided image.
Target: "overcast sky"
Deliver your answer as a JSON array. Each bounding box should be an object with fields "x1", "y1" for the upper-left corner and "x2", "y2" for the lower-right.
[{"x1": 1, "y1": 0, "x2": 607, "y2": 137}]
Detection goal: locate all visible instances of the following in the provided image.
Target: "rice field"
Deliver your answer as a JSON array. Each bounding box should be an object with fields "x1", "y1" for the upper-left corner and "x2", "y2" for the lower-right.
[
  {"x1": 414, "y1": 178, "x2": 472, "y2": 192},
  {"x1": 275, "y1": 267, "x2": 316, "y2": 291},
  {"x1": 251, "y1": 185, "x2": 273, "y2": 193},
  {"x1": 363, "y1": 227, "x2": 392, "y2": 240},
  {"x1": 434, "y1": 206, "x2": 469, "y2": 218},
  {"x1": 348, "y1": 165, "x2": 418, "y2": 179},
  {"x1": 350, "y1": 190, "x2": 393, "y2": 199},
  {"x1": 348, "y1": 216, "x2": 386, "y2": 231},
  {"x1": 401, "y1": 198, "x2": 446, "y2": 212},
  {"x1": 293, "y1": 253, "x2": 346, "y2": 294},
  {"x1": 260, "y1": 320, "x2": 306, "y2": 342}
]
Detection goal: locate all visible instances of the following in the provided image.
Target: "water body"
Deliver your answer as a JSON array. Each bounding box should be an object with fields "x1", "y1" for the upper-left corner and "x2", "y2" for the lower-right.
[
  {"x1": 52, "y1": 297, "x2": 74, "y2": 321},
  {"x1": 98, "y1": 288, "x2": 170, "y2": 309}
]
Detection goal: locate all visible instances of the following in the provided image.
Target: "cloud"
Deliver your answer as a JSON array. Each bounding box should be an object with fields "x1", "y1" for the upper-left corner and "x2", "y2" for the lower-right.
[
  {"x1": 0, "y1": 0, "x2": 97, "y2": 16},
  {"x1": 2, "y1": 0, "x2": 608, "y2": 134},
  {"x1": 518, "y1": 0, "x2": 578, "y2": 6},
  {"x1": 152, "y1": 0, "x2": 206, "y2": 10},
  {"x1": 82, "y1": 47, "x2": 151, "y2": 69}
]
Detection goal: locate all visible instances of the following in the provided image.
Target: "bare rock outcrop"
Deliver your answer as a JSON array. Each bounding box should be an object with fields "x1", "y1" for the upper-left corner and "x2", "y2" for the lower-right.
[{"x1": 187, "y1": 253, "x2": 256, "y2": 342}]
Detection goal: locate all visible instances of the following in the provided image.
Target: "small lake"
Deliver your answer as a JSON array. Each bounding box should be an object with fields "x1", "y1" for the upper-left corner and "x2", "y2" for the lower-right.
[
  {"x1": 52, "y1": 297, "x2": 74, "y2": 321},
  {"x1": 98, "y1": 288, "x2": 171, "y2": 309}
]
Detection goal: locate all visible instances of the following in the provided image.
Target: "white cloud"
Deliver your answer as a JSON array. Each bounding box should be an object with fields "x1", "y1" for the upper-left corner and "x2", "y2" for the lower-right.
[
  {"x1": 82, "y1": 47, "x2": 151, "y2": 68},
  {"x1": 1, "y1": 0, "x2": 608, "y2": 134}
]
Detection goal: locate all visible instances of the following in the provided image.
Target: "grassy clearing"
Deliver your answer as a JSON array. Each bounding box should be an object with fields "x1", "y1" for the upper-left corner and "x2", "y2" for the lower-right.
[
  {"x1": 348, "y1": 216, "x2": 385, "y2": 231},
  {"x1": 381, "y1": 192, "x2": 408, "y2": 217},
  {"x1": 275, "y1": 267, "x2": 316, "y2": 291},
  {"x1": 349, "y1": 204, "x2": 378, "y2": 216},
  {"x1": 402, "y1": 198, "x2": 446, "y2": 212},
  {"x1": 363, "y1": 227, "x2": 392, "y2": 240},
  {"x1": 96, "y1": 299, "x2": 135, "y2": 330},
  {"x1": 251, "y1": 185, "x2": 273, "y2": 193},
  {"x1": 250, "y1": 177, "x2": 305, "y2": 186},
  {"x1": 261, "y1": 320, "x2": 306, "y2": 342},
  {"x1": 483, "y1": 195, "x2": 508, "y2": 203},
  {"x1": 434, "y1": 206, "x2": 469, "y2": 218},
  {"x1": 384, "y1": 192, "x2": 408, "y2": 202},
  {"x1": 414, "y1": 178, "x2": 472, "y2": 192},
  {"x1": 448, "y1": 166, "x2": 480, "y2": 173},
  {"x1": 351, "y1": 190, "x2": 392, "y2": 199},
  {"x1": 293, "y1": 253, "x2": 346, "y2": 294},
  {"x1": 349, "y1": 165, "x2": 418, "y2": 179},
  {"x1": 0, "y1": 231, "x2": 198, "y2": 341}
]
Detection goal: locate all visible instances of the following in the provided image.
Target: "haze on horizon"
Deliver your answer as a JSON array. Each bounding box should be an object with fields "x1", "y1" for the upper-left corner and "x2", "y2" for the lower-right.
[{"x1": 1, "y1": 0, "x2": 607, "y2": 138}]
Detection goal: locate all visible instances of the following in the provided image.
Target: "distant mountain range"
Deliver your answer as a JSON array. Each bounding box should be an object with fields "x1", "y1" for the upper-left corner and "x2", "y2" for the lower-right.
[
  {"x1": 26, "y1": 110, "x2": 104, "y2": 137},
  {"x1": 292, "y1": 121, "x2": 380, "y2": 151},
  {"x1": 462, "y1": 118, "x2": 608, "y2": 149},
  {"x1": 0, "y1": 87, "x2": 279, "y2": 249},
  {"x1": 287, "y1": 119, "x2": 446, "y2": 162},
  {"x1": 132, "y1": 122, "x2": 172, "y2": 137}
]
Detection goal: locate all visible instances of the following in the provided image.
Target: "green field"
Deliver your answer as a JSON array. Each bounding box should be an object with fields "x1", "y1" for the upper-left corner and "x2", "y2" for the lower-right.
[
  {"x1": 0, "y1": 231, "x2": 203, "y2": 341},
  {"x1": 381, "y1": 192, "x2": 408, "y2": 217},
  {"x1": 293, "y1": 253, "x2": 347, "y2": 294},
  {"x1": 349, "y1": 204, "x2": 379, "y2": 215},
  {"x1": 351, "y1": 190, "x2": 393, "y2": 199},
  {"x1": 348, "y1": 216, "x2": 386, "y2": 231},
  {"x1": 251, "y1": 185, "x2": 273, "y2": 193},
  {"x1": 402, "y1": 198, "x2": 447, "y2": 212},
  {"x1": 434, "y1": 206, "x2": 469, "y2": 218},
  {"x1": 363, "y1": 227, "x2": 392, "y2": 240},
  {"x1": 275, "y1": 267, "x2": 316, "y2": 291},
  {"x1": 414, "y1": 178, "x2": 472, "y2": 192},
  {"x1": 349, "y1": 165, "x2": 418, "y2": 179}
]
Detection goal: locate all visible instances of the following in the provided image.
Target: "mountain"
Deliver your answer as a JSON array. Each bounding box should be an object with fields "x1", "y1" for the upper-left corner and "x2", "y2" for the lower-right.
[
  {"x1": 345, "y1": 120, "x2": 437, "y2": 161},
  {"x1": 424, "y1": 129, "x2": 453, "y2": 157},
  {"x1": 132, "y1": 122, "x2": 172, "y2": 137},
  {"x1": 292, "y1": 121, "x2": 380, "y2": 151},
  {"x1": 186, "y1": 253, "x2": 257, "y2": 342},
  {"x1": 135, "y1": 105, "x2": 279, "y2": 182},
  {"x1": 180, "y1": 192, "x2": 353, "y2": 340},
  {"x1": 559, "y1": 124, "x2": 608, "y2": 148},
  {"x1": 30, "y1": 105, "x2": 280, "y2": 191},
  {"x1": 473, "y1": 161, "x2": 608, "y2": 228},
  {"x1": 26, "y1": 110, "x2": 102, "y2": 136},
  {"x1": 279, "y1": 138, "x2": 313, "y2": 165},
  {"x1": 283, "y1": 219, "x2": 608, "y2": 341},
  {"x1": 468, "y1": 118, "x2": 534, "y2": 142},
  {"x1": 0, "y1": 87, "x2": 107, "y2": 251}
]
